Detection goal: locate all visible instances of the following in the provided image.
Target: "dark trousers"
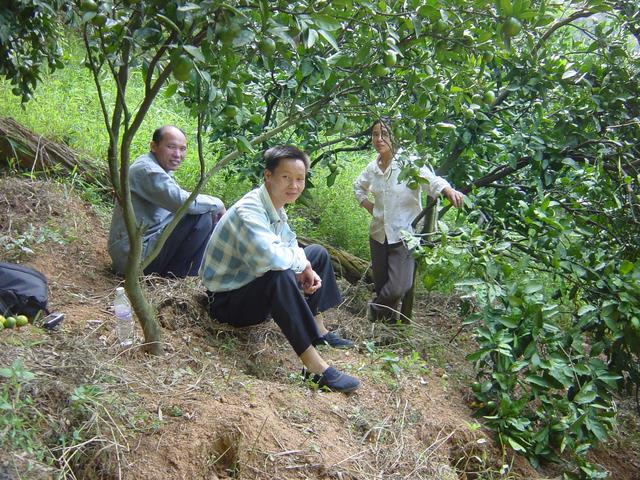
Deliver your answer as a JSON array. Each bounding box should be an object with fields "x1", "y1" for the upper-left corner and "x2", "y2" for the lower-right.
[
  {"x1": 207, "y1": 244, "x2": 341, "y2": 355},
  {"x1": 369, "y1": 237, "x2": 415, "y2": 319},
  {"x1": 144, "y1": 213, "x2": 215, "y2": 278}
]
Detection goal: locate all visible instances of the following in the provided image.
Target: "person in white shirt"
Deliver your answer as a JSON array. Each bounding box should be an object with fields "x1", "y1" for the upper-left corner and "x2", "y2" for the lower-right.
[{"x1": 353, "y1": 118, "x2": 464, "y2": 321}]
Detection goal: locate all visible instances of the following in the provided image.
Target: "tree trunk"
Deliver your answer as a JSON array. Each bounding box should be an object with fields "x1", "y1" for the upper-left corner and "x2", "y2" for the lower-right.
[
  {"x1": 297, "y1": 236, "x2": 373, "y2": 285},
  {"x1": 0, "y1": 116, "x2": 109, "y2": 191}
]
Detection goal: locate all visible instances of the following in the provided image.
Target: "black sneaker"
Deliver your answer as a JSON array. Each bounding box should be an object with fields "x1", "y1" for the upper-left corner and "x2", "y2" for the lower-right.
[
  {"x1": 303, "y1": 366, "x2": 360, "y2": 393},
  {"x1": 313, "y1": 331, "x2": 355, "y2": 349}
]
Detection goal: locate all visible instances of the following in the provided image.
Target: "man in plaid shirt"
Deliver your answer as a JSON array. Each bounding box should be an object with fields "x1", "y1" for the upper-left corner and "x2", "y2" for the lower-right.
[{"x1": 200, "y1": 145, "x2": 360, "y2": 393}]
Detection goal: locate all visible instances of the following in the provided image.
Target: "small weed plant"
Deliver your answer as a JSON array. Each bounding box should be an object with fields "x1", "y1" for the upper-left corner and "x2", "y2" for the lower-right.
[{"x1": 0, "y1": 360, "x2": 42, "y2": 458}]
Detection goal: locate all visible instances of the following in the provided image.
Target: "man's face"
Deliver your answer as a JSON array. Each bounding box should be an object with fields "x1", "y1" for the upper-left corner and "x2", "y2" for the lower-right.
[
  {"x1": 150, "y1": 127, "x2": 187, "y2": 172},
  {"x1": 264, "y1": 158, "x2": 307, "y2": 209}
]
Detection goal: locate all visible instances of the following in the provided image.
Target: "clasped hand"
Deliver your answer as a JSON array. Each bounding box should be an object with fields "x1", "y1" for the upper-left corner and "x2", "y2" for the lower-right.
[{"x1": 297, "y1": 262, "x2": 322, "y2": 295}]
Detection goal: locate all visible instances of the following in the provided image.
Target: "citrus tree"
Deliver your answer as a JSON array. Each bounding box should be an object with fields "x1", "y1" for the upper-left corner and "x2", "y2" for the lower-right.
[{"x1": 281, "y1": 0, "x2": 638, "y2": 475}]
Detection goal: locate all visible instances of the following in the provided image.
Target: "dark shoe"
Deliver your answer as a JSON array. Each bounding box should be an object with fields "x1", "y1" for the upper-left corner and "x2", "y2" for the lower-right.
[
  {"x1": 303, "y1": 366, "x2": 360, "y2": 393},
  {"x1": 313, "y1": 331, "x2": 355, "y2": 349}
]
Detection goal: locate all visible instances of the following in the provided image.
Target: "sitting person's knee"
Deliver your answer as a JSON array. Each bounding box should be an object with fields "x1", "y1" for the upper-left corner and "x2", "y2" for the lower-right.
[
  {"x1": 270, "y1": 269, "x2": 298, "y2": 286},
  {"x1": 305, "y1": 244, "x2": 329, "y2": 262}
]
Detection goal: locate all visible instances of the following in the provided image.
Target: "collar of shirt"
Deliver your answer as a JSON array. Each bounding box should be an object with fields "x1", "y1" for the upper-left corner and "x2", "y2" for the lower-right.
[
  {"x1": 373, "y1": 149, "x2": 415, "y2": 176},
  {"x1": 258, "y1": 184, "x2": 287, "y2": 227}
]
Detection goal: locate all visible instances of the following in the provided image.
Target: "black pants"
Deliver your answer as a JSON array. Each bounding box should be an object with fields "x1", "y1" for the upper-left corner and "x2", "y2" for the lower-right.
[
  {"x1": 207, "y1": 244, "x2": 342, "y2": 355},
  {"x1": 144, "y1": 213, "x2": 215, "y2": 278}
]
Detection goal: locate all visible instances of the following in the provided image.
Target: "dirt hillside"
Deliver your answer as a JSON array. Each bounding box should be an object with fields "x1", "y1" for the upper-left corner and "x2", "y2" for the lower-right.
[{"x1": 0, "y1": 176, "x2": 637, "y2": 480}]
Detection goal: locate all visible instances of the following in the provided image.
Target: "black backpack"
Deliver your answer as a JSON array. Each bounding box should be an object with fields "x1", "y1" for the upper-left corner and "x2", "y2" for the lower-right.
[{"x1": 0, "y1": 262, "x2": 49, "y2": 318}]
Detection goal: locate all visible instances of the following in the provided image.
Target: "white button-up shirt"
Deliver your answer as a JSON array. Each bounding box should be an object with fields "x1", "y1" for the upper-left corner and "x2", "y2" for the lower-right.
[{"x1": 353, "y1": 154, "x2": 450, "y2": 244}]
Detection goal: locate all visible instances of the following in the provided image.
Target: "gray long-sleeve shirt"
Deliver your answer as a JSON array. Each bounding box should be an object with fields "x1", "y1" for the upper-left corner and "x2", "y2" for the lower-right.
[{"x1": 108, "y1": 152, "x2": 223, "y2": 274}]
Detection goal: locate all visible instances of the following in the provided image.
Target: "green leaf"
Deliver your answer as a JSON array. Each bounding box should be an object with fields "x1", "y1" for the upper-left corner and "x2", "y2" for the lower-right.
[
  {"x1": 498, "y1": 0, "x2": 514, "y2": 16},
  {"x1": 577, "y1": 304, "x2": 596, "y2": 316},
  {"x1": 164, "y1": 83, "x2": 178, "y2": 98},
  {"x1": 619, "y1": 260, "x2": 634, "y2": 275},
  {"x1": 466, "y1": 348, "x2": 491, "y2": 362},
  {"x1": 183, "y1": 45, "x2": 205, "y2": 63},
  {"x1": 573, "y1": 382, "x2": 597, "y2": 404},
  {"x1": 523, "y1": 281, "x2": 543, "y2": 294},
  {"x1": 318, "y1": 29, "x2": 339, "y2": 50},
  {"x1": 525, "y1": 374, "x2": 552, "y2": 388},
  {"x1": 235, "y1": 136, "x2": 255, "y2": 154},
  {"x1": 155, "y1": 14, "x2": 181, "y2": 35},
  {"x1": 585, "y1": 415, "x2": 609, "y2": 441},
  {"x1": 309, "y1": 14, "x2": 341, "y2": 31},
  {"x1": 177, "y1": 4, "x2": 202, "y2": 12},
  {"x1": 233, "y1": 29, "x2": 255, "y2": 48},
  {"x1": 305, "y1": 29, "x2": 319, "y2": 48},
  {"x1": 505, "y1": 435, "x2": 527, "y2": 452},
  {"x1": 497, "y1": 317, "x2": 519, "y2": 328}
]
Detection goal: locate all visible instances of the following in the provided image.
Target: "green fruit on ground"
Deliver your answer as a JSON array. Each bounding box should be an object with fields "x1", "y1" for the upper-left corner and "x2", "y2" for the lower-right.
[
  {"x1": 374, "y1": 64, "x2": 390, "y2": 76},
  {"x1": 483, "y1": 90, "x2": 496, "y2": 105},
  {"x1": 4, "y1": 317, "x2": 16, "y2": 329},
  {"x1": 0, "y1": 315, "x2": 6, "y2": 326},
  {"x1": 16, "y1": 315, "x2": 29, "y2": 327},
  {"x1": 223, "y1": 105, "x2": 239, "y2": 119},
  {"x1": 503, "y1": 17, "x2": 522, "y2": 37},
  {"x1": 258, "y1": 37, "x2": 276, "y2": 56},
  {"x1": 171, "y1": 55, "x2": 193, "y2": 82},
  {"x1": 383, "y1": 51, "x2": 397, "y2": 67},
  {"x1": 471, "y1": 381, "x2": 481, "y2": 392}
]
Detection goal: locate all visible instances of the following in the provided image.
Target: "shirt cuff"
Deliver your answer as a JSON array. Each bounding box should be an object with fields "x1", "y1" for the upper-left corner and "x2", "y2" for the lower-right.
[{"x1": 291, "y1": 247, "x2": 308, "y2": 274}]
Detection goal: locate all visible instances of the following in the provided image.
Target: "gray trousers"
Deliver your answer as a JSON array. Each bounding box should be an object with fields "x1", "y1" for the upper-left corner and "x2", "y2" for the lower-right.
[{"x1": 369, "y1": 237, "x2": 415, "y2": 320}]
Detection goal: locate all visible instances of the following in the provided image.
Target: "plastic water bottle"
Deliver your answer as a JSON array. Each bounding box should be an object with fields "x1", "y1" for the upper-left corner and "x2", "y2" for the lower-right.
[{"x1": 114, "y1": 287, "x2": 134, "y2": 347}]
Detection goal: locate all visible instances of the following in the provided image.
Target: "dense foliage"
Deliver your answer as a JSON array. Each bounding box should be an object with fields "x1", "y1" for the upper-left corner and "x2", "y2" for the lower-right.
[
  {"x1": 0, "y1": 0, "x2": 64, "y2": 102},
  {"x1": 1, "y1": 0, "x2": 639, "y2": 477}
]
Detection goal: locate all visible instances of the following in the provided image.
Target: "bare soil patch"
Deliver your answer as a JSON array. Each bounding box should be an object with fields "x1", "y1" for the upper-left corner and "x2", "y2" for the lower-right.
[{"x1": 1, "y1": 176, "x2": 637, "y2": 479}]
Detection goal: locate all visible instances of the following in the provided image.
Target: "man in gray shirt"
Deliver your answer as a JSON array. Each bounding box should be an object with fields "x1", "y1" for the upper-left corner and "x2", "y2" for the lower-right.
[{"x1": 108, "y1": 125, "x2": 225, "y2": 277}]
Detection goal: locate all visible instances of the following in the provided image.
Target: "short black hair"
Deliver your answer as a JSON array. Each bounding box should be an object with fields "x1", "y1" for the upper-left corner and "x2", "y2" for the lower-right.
[
  {"x1": 264, "y1": 145, "x2": 310, "y2": 172},
  {"x1": 152, "y1": 125, "x2": 186, "y2": 144}
]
